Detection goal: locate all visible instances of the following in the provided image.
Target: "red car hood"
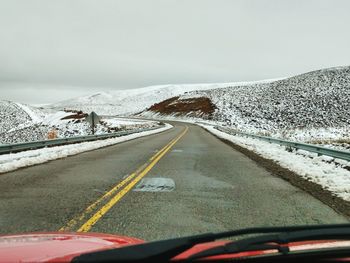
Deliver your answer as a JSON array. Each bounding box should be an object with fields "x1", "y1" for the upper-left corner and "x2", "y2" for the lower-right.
[
  {"x1": 1, "y1": 232, "x2": 350, "y2": 262},
  {"x1": 0, "y1": 232, "x2": 143, "y2": 262}
]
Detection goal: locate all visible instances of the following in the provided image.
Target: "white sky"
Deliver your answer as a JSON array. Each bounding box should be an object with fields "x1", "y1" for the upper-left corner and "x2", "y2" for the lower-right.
[{"x1": 0, "y1": 0, "x2": 350, "y2": 103}]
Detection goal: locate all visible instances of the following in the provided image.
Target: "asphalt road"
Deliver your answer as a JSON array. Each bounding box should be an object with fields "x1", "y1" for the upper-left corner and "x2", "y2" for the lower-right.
[{"x1": 0, "y1": 122, "x2": 347, "y2": 240}]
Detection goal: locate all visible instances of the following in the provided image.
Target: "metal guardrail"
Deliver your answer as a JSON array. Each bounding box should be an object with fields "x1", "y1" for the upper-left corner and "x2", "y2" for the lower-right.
[
  {"x1": 215, "y1": 126, "x2": 350, "y2": 162},
  {"x1": 0, "y1": 125, "x2": 162, "y2": 155}
]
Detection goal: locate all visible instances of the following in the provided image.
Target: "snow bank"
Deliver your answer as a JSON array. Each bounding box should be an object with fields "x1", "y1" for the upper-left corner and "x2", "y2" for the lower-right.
[
  {"x1": 101, "y1": 117, "x2": 155, "y2": 128},
  {"x1": 201, "y1": 124, "x2": 350, "y2": 202},
  {"x1": 0, "y1": 123, "x2": 172, "y2": 174}
]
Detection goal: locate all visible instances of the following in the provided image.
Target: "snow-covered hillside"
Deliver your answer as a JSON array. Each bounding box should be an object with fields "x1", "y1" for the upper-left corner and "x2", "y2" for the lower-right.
[
  {"x1": 0, "y1": 101, "x2": 40, "y2": 135},
  {"x1": 143, "y1": 66, "x2": 350, "y2": 142},
  {"x1": 48, "y1": 79, "x2": 280, "y2": 116},
  {"x1": 4, "y1": 65, "x2": 349, "y2": 144},
  {"x1": 0, "y1": 100, "x2": 159, "y2": 144},
  {"x1": 0, "y1": 101, "x2": 48, "y2": 143}
]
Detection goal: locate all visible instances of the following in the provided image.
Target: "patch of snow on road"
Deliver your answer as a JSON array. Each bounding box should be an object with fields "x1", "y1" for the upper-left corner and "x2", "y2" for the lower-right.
[
  {"x1": 201, "y1": 124, "x2": 350, "y2": 202},
  {"x1": 0, "y1": 123, "x2": 172, "y2": 174}
]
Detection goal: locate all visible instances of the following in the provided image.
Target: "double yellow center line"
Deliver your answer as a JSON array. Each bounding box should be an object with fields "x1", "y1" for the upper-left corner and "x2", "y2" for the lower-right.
[{"x1": 59, "y1": 126, "x2": 188, "y2": 232}]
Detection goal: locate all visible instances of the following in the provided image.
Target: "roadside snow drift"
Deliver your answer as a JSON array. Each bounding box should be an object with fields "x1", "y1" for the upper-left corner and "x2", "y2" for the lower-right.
[
  {"x1": 202, "y1": 124, "x2": 350, "y2": 202},
  {"x1": 0, "y1": 124, "x2": 172, "y2": 174}
]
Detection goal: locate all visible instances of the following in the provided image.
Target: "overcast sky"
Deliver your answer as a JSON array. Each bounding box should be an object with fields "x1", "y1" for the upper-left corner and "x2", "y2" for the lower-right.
[{"x1": 1, "y1": 0, "x2": 350, "y2": 104}]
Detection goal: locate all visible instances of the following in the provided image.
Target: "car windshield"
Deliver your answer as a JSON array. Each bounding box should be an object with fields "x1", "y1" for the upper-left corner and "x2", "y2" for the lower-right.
[{"x1": 0, "y1": 0, "x2": 349, "y2": 262}]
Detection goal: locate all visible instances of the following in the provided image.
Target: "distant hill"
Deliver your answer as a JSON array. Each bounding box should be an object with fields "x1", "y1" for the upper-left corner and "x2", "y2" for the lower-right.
[
  {"x1": 142, "y1": 66, "x2": 350, "y2": 140},
  {"x1": 47, "y1": 79, "x2": 279, "y2": 116}
]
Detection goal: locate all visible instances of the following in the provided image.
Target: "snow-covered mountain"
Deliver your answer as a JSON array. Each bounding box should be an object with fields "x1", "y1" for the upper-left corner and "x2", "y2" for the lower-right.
[
  {"x1": 48, "y1": 79, "x2": 280, "y2": 116},
  {"x1": 208, "y1": 66, "x2": 349, "y2": 132},
  {"x1": 142, "y1": 66, "x2": 350, "y2": 142}
]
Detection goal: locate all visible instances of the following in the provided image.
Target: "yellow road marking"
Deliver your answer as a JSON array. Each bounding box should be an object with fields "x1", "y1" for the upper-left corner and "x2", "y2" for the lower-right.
[
  {"x1": 59, "y1": 140, "x2": 170, "y2": 231},
  {"x1": 59, "y1": 131, "x2": 180, "y2": 232},
  {"x1": 149, "y1": 137, "x2": 177, "y2": 161},
  {"x1": 59, "y1": 126, "x2": 188, "y2": 232},
  {"x1": 59, "y1": 172, "x2": 138, "y2": 232},
  {"x1": 77, "y1": 126, "x2": 188, "y2": 232}
]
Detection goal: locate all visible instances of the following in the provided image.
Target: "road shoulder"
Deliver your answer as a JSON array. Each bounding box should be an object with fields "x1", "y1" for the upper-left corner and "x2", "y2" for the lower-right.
[{"x1": 201, "y1": 125, "x2": 350, "y2": 219}]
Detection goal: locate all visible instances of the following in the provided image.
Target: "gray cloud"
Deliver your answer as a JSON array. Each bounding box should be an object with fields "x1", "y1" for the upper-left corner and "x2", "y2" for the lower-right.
[{"x1": 0, "y1": 0, "x2": 350, "y2": 103}]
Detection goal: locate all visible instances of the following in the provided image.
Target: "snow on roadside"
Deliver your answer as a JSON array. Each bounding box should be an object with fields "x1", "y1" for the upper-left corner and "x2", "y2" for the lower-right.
[
  {"x1": 200, "y1": 124, "x2": 350, "y2": 202},
  {"x1": 0, "y1": 123, "x2": 172, "y2": 174},
  {"x1": 103, "y1": 117, "x2": 148, "y2": 126}
]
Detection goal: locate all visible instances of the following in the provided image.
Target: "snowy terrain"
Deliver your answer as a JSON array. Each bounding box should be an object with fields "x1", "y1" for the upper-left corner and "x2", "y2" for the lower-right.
[
  {"x1": 0, "y1": 124, "x2": 172, "y2": 174},
  {"x1": 0, "y1": 101, "x2": 41, "y2": 135},
  {"x1": 47, "y1": 79, "x2": 280, "y2": 116},
  {"x1": 201, "y1": 124, "x2": 350, "y2": 202},
  {"x1": 0, "y1": 100, "x2": 160, "y2": 144},
  {"x1": 2, "y1": 65, "x2": 349, "y2": 147},
  {"x1": 1, "y1": 65, "x2": 349, "y2": 202},
  {"x1": 143, "y1": 66, "x2": 350, "y2": 144},
  {"x1": 0, "y1": 101, "x2": 48, "y2": 144}
]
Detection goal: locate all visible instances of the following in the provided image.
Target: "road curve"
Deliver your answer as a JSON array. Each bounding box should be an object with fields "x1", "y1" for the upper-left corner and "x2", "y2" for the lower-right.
[{"x1": 0, "y1": 122, "x2": 347, "y2": 240}]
